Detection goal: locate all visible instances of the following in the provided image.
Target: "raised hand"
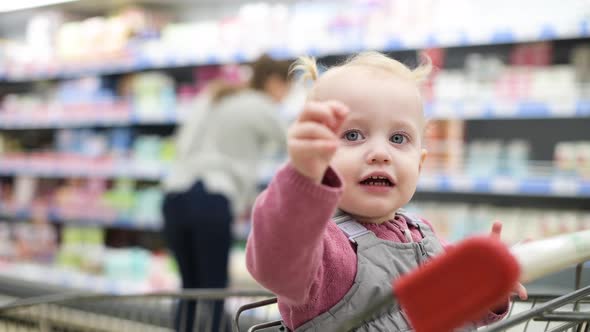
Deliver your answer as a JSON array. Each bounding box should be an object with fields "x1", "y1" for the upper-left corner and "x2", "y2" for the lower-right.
[{"x1": 288, "y1": 100, "x2": 349, "y2": 184}]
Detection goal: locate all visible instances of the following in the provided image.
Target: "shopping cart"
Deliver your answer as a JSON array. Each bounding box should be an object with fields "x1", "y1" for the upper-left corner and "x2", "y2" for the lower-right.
[
  {"x1": 480, "y1": 285, "x2": 590, "y2": 332},
  {"x1": 235, "y1": 263, "x2": 590, "y2": 332},
  {"x1": 0, "y1": 289, "x2": 279, "y2": 332},
  {"x1": 0, "y1": 278, "x2": 588, "y2": 332},
  {"x1": 480, "y1": 263, "x2": 590, "y2": 332},
  {"x1": 0, "y1": 263, "x2": 587, "y2": 332}
]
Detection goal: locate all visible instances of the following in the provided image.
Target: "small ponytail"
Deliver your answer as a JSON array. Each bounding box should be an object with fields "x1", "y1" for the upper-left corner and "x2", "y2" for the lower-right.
[
  {"x1": 290, "y1": 56, "x2": 320, "y2": 83},
  {"x1": 411, "y1": 53, "x2": 433, "y2": 84}
]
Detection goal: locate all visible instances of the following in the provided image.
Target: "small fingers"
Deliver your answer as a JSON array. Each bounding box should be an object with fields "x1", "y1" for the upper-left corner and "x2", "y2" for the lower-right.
[
  {"x1": 289, "y1": 122, "x2": 338, "y2": 141},
  {"x1": 490, "y1": 221, "x2": 502, "y2": 240},
  {"x1": 298, "y1": 101, "x2": 349, "y2": 132},
  {"x1": 298, "y1": 102, "x2": 338, "y2": 128},
  {"x1": 515, "y1": 283, "x2": 528, "y2": 300},
  {"x1": 323, "y1": 100, "x2": 350, "y2": 117},
  {"x1": 323, "y1": 100, "x2": 350, "y2": 131},
  {"x1": 288, "y1": 139, "x2": 338, "y2": 159}
]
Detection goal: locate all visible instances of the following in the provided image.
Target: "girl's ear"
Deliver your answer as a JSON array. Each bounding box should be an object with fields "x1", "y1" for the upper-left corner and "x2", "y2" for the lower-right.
[{"x1": 418, "y1": 148, "x2": 428, "y2": 173}]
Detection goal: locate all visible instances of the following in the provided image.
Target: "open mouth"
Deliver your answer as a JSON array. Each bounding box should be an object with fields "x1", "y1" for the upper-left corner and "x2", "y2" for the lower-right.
[{"x1": 359, "y1": 175, "x2": 394, "y2": 187}]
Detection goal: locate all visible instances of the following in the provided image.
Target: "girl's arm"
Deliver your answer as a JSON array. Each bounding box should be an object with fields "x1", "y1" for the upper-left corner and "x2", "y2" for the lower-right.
[
  {"x1": 247, "y1": 100, "x2": 349, "y2": 305},
  {"x1": 246, "y1": 163, "x2": 342, "y2": 305}
]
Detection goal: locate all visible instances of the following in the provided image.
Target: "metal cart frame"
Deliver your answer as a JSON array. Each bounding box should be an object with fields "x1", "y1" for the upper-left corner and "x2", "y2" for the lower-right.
[
  {"x1": 0, "y1": 264, "x2": 587, "y2": 331},
  {"x1": 235, "y1": 263, "x2": 590, "y2": 332},
  {"x1": 0, "y1": 289, "x2": 276, "y2": 332}
]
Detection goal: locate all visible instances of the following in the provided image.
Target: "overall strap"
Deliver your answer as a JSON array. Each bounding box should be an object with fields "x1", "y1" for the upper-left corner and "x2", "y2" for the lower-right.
[
  {"x1": 333, "y1": 213, "x2": 370, "y2": 244},
  {"x1": 395, "y1": 209, "x2": 425, "y2": 238}
]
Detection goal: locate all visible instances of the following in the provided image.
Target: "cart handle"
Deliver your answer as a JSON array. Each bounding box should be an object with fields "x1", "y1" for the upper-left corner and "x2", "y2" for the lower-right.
[{"x1": 233, "y1": 297, "x2": 279, "y2": 332}]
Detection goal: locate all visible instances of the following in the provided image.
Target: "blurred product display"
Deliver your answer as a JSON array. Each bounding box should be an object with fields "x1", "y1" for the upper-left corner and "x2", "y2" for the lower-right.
[
  {"x1": 406, "y1": 202, "x2": 590, "y2": 244},
  {"x1": 0, "y1": 0, "x2": 588, "y2": 80},
  {"x1": 0, "y1": 0, "x2": 588, "y2": 299}
]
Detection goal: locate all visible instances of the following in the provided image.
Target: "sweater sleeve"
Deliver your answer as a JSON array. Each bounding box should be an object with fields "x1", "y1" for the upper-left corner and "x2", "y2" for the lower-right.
[
  {"x1": 419, "y1": 217, "x2": 510, "y2": 326},
  {"x1": 246, "y1": 163, "x2": 343, "y2": 305}
]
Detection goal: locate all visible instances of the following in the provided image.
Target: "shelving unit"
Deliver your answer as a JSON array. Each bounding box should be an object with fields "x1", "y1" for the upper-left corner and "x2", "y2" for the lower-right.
[
  {"x1": 425, "y1": 100, "x2": 590, "y2": 119},
  {"x1": 0, "y1": 262, "x2": 150, "y2": 294},
  {"x1": 0, "y1": 159, "x2": 164, "y2": 180},
  {"x1": 2, "y1": 162, "x2": 589, "y2": 198},
  {"x1": 0, "y1": 99, "x2": 588, "y2": 131},
  {"x1": 418, "y1": 174, "x2": 590, "y2": 198},
  {"x1": 1, "y1": 18, "x2": 588, "y2": 82},
  {"x1": 0, "y1": 209, "x2": 161, "y2": 232},
  {"x1": 0, "y1": 0, "x2": 589, "y2": 296}
]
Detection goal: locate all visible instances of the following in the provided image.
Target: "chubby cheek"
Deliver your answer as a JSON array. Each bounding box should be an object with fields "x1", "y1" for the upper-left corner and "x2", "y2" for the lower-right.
[
  {"x1": 339, "y1": 187, "x2": 370, "y2": 216},
  {"x1": 338, "y1": 190, "x2": 355, "y2": 209},
  {"x1": 399, "y1": 175, "x2": 419, "y2": 200},
  {"x1": 397, "y1": 161, "x2": 421, "y2": 198}
]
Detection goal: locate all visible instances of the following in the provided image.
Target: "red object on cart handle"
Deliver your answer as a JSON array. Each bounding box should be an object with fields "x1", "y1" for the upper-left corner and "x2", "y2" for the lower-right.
[{"x1": 395, "y1": 237, "x2": 520, "y2": 332}]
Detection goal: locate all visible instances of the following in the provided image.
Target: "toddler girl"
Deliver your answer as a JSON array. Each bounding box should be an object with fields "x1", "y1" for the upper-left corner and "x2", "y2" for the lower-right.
[{"x1": 246, "y1": 51, "x2": 525, "y2": 331}]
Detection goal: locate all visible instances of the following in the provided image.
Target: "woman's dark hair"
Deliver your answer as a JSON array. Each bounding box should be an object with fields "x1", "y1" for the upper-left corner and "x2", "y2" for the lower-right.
[
  {"x1": 249, "y1": 54, "x2": 292, "y2": 91},
  {"x1": 210, "y1": 54, "x2": 292, "y2": 103}
]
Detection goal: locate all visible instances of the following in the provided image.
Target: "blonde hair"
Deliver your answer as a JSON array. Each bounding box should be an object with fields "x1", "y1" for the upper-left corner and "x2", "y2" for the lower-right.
[{"x1": 290, "y1": 51, "x2": 432, "y2": 87}]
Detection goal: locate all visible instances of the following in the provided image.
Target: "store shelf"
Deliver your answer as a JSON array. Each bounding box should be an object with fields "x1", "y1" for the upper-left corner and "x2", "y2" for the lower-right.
[
  {"x1": 0, "y1": 117, "x2": 178, "y2": 130},
  {"x1": 1, "y1": 20, "x2": 588, "y2": 82},
  {"x1": 0, "y1": 106, "x2": 179, "y2": 129},
  {"x1": 425, "y1": 100, "x2": 590, "y2": 120},
  {"x1": 0, "y1": 211, "x2": 161, "y2": 232},
  {"x1": 1, "y1": 100, "x2": 588, "y2": 130},
  {"x1": 0, "y1": 159, "x2": 165, "y2": 180},
  {"x1": 0, "y1": 116, "x2": 132, "y2": 130},
  {"x1": 418, "y1": 174, "x2": 590, "y2": 197},
  {"x1": 3, "y1": 159, "x2": 588, "y2": 199},
  {"x1": 54, "y1": 219, "x2": 161, "y2": 231},
  {"x1": 0, "y1": 206, "x2": 162, "y2": 231},
  {"x1": 1, "y1": 208, "x2": 255, "y2": 241},
  {"x1": 0, "y1": 262, "x2": 151, "y2": 294}
]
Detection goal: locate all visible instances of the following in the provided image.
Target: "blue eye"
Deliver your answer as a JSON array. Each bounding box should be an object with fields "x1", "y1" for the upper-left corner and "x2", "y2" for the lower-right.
[
  {"x1": 343, "y1": 130, "x2": 364, "y2": 141},
  {"x1": 390, "y1": 134, "x2": 406, "y2": 144}
]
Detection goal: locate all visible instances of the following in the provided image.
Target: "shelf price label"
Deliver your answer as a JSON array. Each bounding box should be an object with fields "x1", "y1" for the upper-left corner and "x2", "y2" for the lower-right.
[
  {"x1": 462, "y1": 101, "x2": 486, "y2": 119},
  {"x1": 547, "y1": 100, "x2": 576, "y2": 117},
  {"x1": 490, "y1": 177, "x2": 519, "y2": 193},
  {"x1": 494, "y1": 102, "x2": 518, "y2": 118},
  {"x1": 132, "y1": 161, "x2": 165, "y2": 180},
  {"x1": 551, "y1": 178, "x2": 580, "y2": 196},
  {"x1": 432, "y1": 101, "x2": 456, "y2": 118},
  {"x1": 418, "y1": 175, "x2": 441, "y2": 190},
  {"x1": 448, "y1": 176, "x2": 475, "y2": 192}
]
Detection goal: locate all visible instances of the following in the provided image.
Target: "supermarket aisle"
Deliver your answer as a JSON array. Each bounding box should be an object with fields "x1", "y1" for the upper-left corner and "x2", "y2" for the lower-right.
[{"x1": 0, "y1": 0, "x2": 588, "y2": 331}]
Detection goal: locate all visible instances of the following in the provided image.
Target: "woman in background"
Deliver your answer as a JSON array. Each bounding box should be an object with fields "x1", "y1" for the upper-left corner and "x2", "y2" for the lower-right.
[{"x1": 161, "y1": 55, "x2": 292, "y2": 332}]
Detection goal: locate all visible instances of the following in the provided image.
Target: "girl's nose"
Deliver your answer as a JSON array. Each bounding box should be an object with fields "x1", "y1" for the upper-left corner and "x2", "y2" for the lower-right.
[{"x1": 366, "y1": 144, "x2": 391, "y2": 164}]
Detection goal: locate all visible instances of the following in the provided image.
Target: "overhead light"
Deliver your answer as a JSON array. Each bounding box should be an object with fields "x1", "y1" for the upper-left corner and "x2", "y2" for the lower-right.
[{"x1": 0, "y1": 0, "x2": 80, "y2": 13}]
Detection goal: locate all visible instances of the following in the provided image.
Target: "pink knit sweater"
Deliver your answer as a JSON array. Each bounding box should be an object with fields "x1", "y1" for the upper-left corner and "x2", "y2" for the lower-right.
[{"x1": 246, "y1": 163, "x2": 507, "y2": 330}]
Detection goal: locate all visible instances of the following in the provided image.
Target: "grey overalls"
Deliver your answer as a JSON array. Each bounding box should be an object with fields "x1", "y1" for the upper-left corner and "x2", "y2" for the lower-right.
[{"x1": 293, "y1": 211, "x2": 478, "y2": 332}]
